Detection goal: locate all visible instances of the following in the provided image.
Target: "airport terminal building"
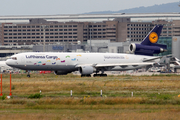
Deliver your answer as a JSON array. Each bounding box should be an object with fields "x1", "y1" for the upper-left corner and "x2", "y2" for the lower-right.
[
  {"x1": 0, "y1": 18, "x2": 179, "y2": 46},
  {"x1": 0, "y1": 18, "x2": 155, "y2": 46},
  {"x1": 0, "y1": 15, "x2": 180, "y2": 59}
]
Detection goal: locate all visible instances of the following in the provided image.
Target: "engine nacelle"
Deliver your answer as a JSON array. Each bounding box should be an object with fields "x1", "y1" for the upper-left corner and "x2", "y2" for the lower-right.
[
  {"x1": 54, "y1": 71, "x2": 70, "y2": 75},
  {"x1": 129, "y1": 43, "x2": 166, "y2": 56},
  {"x1": 79, "y1": 66, "x2": 94, "y2": 75}
]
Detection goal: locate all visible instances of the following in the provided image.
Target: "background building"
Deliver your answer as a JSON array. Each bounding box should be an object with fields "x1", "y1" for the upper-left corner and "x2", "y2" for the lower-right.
[
  {"x1": 0, "y1": 18, "x2": 153, "y2": 46},
  {"x1": 1, "y1": 14, "x2": 180, "y2": 59}
]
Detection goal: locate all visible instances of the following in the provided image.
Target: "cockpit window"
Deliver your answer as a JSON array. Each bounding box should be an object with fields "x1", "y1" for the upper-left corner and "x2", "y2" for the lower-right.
[{"x1": 12, "y1": 57, "x2": 17, "y2": 60}]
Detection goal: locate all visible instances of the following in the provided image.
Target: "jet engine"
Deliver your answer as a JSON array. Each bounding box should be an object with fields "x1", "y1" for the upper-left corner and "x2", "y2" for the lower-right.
[
  {"x1": 79, "y1": 66, "x2": 95, "y2": 75},
  {"x1": 54, "y1": 71, "x2": 71, "y2": 75},
  {"x1": 129, "y1": 43, "x2": 166, "y2": 56}
]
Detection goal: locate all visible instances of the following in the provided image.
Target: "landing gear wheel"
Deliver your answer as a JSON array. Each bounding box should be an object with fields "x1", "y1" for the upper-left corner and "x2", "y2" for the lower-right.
[
  {"x1": 81, "y1": 74, "x2": 91, "y2": 77},
  {"x1": 93, "y1": 74, "x2": 107, "y2": 77},
  {"x1": 101, "y1": 74, "x2": 107, "y2": 77}
]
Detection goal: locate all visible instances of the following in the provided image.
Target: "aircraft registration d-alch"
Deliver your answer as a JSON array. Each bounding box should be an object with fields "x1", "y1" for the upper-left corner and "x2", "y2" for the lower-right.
[{"x1": 6, "y1": 25, "x2": 167, "y2": 77}]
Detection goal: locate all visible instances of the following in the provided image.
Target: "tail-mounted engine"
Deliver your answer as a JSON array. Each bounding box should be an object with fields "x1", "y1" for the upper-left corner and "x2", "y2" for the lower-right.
[{"x1": 129, "y1": 43, "x2": 167, "y2": 56}]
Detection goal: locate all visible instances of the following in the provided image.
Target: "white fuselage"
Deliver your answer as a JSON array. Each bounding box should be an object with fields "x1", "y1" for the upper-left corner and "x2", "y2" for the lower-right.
[{"x1": 6, "y1": 52, "x2": 158, "y2": 72}]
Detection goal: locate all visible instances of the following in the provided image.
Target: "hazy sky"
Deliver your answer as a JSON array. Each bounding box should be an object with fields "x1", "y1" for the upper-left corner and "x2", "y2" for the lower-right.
[{"x1": 0, "y1": 0, "x2": 179, "y2": 15}]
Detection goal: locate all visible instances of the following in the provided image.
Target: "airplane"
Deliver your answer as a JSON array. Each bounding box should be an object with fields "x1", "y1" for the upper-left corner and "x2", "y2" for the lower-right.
[{"x1": 6, "y1": 25, "x2": 167, "y2": 77}]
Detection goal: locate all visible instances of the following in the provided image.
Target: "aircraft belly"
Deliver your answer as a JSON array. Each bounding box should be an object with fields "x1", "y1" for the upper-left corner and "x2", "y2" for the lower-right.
[{"x1": 10, "y1": 65, "x2": 76, "y2": 71}]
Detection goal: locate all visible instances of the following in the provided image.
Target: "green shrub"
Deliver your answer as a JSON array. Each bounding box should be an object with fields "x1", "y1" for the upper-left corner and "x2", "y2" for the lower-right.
[
  {"x1": 28, "y1": 93, "x2": 42, "y2": 99},
  {"x1": 1, "y1": 94, "x2": 6, "y2": 100}
]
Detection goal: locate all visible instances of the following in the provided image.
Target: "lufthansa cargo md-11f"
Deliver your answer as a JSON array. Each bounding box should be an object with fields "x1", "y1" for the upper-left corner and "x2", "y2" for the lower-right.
[{"x1": 6, "y1": 25, "x2": 167, "y2": 77}]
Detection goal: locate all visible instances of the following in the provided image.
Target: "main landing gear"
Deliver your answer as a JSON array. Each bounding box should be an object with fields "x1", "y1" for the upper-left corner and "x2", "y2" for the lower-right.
[
  {"x1": 93, "y1": 70, "x2": 107, "y2": 77},
  {"x1": 93, "y1": 74, "x2": 107, "y2": 77},
  {"x1": 80, "y1": 74, "x2": 107, "y2": 77},
  {"x1": 81, "y1": 74, "x2": 91, "y2": 77}
]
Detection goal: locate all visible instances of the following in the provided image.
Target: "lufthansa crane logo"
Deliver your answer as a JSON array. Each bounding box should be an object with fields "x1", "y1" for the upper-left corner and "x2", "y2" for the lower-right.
[{"x1": 149, "y1": 32, "x2": 158, "y2": 43}]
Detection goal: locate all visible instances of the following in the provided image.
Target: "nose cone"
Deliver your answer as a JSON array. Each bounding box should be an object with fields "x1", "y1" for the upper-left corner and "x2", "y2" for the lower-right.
[{"x1": 6, "y1": 59, "x2": 13, "y2": 66}]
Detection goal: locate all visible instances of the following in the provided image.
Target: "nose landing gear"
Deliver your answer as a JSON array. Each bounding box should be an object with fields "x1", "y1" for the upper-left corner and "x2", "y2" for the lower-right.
[{"x1": 27, "y1": 71, "x2": 30, "y2": 77}]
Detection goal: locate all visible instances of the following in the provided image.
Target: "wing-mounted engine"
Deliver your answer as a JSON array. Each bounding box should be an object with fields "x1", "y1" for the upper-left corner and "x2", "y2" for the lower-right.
[
  {"x1": 129, "y1": 25, "x2": 167, "y2": 56},
  {"x1": 79, "y1": 66, "x2": 95, "y2": 75},
  {"x1": 129, "y1": 43, "x2": 166, "y2": 56},
  {"x1": 54, "y1": 71, "x2": 71, "y2": 75}
]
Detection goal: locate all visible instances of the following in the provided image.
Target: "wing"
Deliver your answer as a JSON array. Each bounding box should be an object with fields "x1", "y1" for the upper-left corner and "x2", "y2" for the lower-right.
[
  {"x1": 76, "y1": 62, "x2": 154, "y2": 68},
  {"x1": 95, "y1": 62, "x2": 154, "y2": 67}
]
